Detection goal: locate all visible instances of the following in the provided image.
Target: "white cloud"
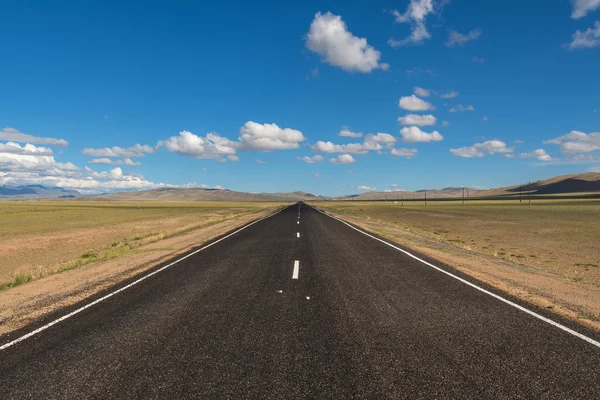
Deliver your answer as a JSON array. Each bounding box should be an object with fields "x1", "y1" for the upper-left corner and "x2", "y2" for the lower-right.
[
  {"x1": 339, "y1": 127, "x2": 362, "y2": 138},
  {"x1": 0, "y1": 127, "x2": 68, "y2": 147},
  {"x1": 306, "y1": 12, "x2": 384, "y2": 73},
  {"x1": 414, "y1": 86, "x2": 431, "y2": 97},
  {"x1": 0, "y1": 142, "x2": 53, "y2": 156},
  {"x1": 82, "y1": 144, "x2": 155, "y2": 158},
  {"x1": 472, "y1": 56, "x2": 485, "y2": 63},
  {"x1": 357, "y1": 185, "x2": 376, "y2": 191},
  {"x1": 544, "y1": 130, "x2": 600, "y2": 153},
  {"x1": 88, "y1": 158, "x2": 141, "y2": 166},
  {"x1": 329, "y1": 154, "x2": 356, "y2": 164},
  {"x1": 398, "y1": 114, "x2": 437, "y2": 126},
  {"x1": 298, "y1": 155, "x2": 324, "y2": 164},
  {"x1": 450, "y1": 140, "x2": 514, "y2": 158},
  {"x1": 441, "y1": 121, "x2": 450, "y2": 127},
  {"x1": 364, "y1": 132, "x2": 396, "y2": 146},
  {"x1": 312, "y1": 140, "x2": 382, "y2": 154},
  {"x1": 449, "y1": 104, "x2": 475, "y2": 112},
  {"x1": 399, "y1": 95, "x2": 435, "y2": 111},
  {"x1": 400, "y1": 126, "x2": 443, "y2": 143},
  {"x1": 571, "y1": 0, "x2": 600, "y2": 19},
  {"x1": 238, "y1": 121, "x2": 305, "y2": 151},
  {"x1": 389, "y1": 0, "x2": 435, "y2": 46},
  {"x1": 391, "y1": 148, "x2": 418, "y2": 158},
  {"x1": 446, "y1": 29, "x2": 482, "y2": 47},
  {"x1": 312, "y1": 173, "x2": 322, "y2": 179},
  {"x1": 440, "y1": 91, "x2": 459, "y2": 99},
  {"x1": 227, "y1": 155, "x2": 239, "y2": 161},
  {"x1": 520, "y1": 149, "x2": 553, "y2": 161},
  {"x1": 569, "y1": 21, "x2": 600, "y2": 49},
  {"x1": 255, "y1": 159, "x2": 268, "y2": 164},
  {"x1": 157, "y1": 131, "x2": 238, "y2": 161},
  {"x1": 482, "y1": 116, "x2": 489, "y2": 121},
  {"x1": 0, "y1": 145, "x2": 78, "y2": 176}
]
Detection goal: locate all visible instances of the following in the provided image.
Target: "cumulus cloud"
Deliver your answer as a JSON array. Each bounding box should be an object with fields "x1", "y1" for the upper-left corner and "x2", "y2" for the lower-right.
[
  {"x1": 357, "y1": 185, "x2": 376, "y2": 191},
  {"x1": 306, "y1": 12, "x2": 384, "y2": 73},
  {"x1": 82, "y1": 144, "x2": 155, "y2": 158},
  {"x1": 414, "y1": 86, "x2": 431, "y2": 97},
  {"x1": 312, "y1": 140, "x2": 382, "y2": 154},
  {"x1": 441, "y1": 121, "x2": 450, "y2": 127},
  {"x1": 449, "y1": 104, "x2": 475, "y2": 112},
  {"x1": 0, "y1": 145, "x2": 78, "y2": 176},
  {"x1": 364, "y1": 132, "x2": 396, "y2": 147},
  {"x1": 0, "y1": 142, "x2": 53, "y2": 156},
  {"x1": 400, "y1": 126, "x2": 443, "y2": 143},
  {"x1": 544, "y1": 130, "x2": 600, "y2": 153},
  {"x1": 238, "y1": 121, "x2": 305, "y2": 151},
  {"x1": 399, "y1": 95, "x2": 435, "y2": 111},
  {"x1": 388, "y1": 0, "x2": 435, "y2": 46},
  {"x1": 298, "y1": 155, "x2": 324, "y2": 164},
  {"x1": 398, "y1": 114, "x2": 437, "y2": 126},
  {"x1": 450, "y1": 140, "x2": 514, "y2": 158},
  {"x1": 228, "y1": 155, "x2": 239, "y2": 161},
  {"x1": 440, "y1": 91, "x2": 459, "y2": 99},
  {"x1": 446, "y1": 29, "x2": 482, "y2": 47},
  {"x1": 329, "y1": 154, "x2": 356, "y2": 164},
  {"x1": 569, "y1": 21, "x2": 600, "y2": 49},
  {"x1": 519, "y1": 149, "x2": 553, "y2": 161},
  {"x1": 157, "y1": 131, "x2": 238, "y2": 161},
  {"x1": 391, "y1": 148, "x2": 418, "y2": 158},
  {"x1": 571, "y1": 0, "x2": 600, "y2": 19},
  {"x1": 88, "y1": 158, "x2": 141, "y2": 166},
  {"x1": 339, "y1": 127, "x2": 363, "y2": 138},
  {"x1": 0, "y1": 127, "x2": 68, "y2": 147}
]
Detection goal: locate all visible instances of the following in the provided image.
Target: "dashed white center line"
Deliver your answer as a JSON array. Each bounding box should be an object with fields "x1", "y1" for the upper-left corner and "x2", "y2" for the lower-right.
[
  {"x1": 297, "y1": 221, "x2": 300, "y2": 225},
  {"x1": 292, "y1": 260, "x2": 299, "y2": 279},
  {"x1": 297, "y1": 232, "x2": 300, "y2": 238}
]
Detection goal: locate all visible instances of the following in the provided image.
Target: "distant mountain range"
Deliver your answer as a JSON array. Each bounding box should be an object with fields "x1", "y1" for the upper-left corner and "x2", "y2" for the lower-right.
[
  {"x1": 1, "y1": 173, "x2": 599, "y2": 201},
  {"x1": 0, "y1": 185, "x2": 79, "y2": 199},
  {"x1": 82, "y1": 188, "x2": 326, "y2": 202}
]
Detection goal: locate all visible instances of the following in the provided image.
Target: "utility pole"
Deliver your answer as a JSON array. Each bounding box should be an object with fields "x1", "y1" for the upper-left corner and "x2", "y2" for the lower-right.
[
  {"x1": 467, "y1": 188, "x2": 470, "y2": 203},
  {"x1": 519, "y1": 185, "x2": 522, "y2": 203},
  {"x1": 425, "y1": 191, "x2": 427, "y2": 206},
  {"x1": 528, "y1": 181, "x2": 532, "y2": 208},
  {"x1": 462, "y1": 187, "x2": 465, "y2": 205}
]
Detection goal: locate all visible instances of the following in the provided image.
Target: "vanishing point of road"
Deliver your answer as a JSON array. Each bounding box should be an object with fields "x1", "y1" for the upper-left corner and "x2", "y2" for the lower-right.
[{"x1": 1, "y1": 203, "x2": 599, "y2": 399}]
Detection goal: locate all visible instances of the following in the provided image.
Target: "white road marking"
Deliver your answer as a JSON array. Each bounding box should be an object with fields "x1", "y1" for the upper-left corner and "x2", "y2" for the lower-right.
[
  {"x1": 0, "y1": 206, "x2": 289, "y2": 351},
  {"x1": 309, "y1": 205, "x2": 600, "y2": 350},
  {"x1": 297, "y1": 221, "x2": 300, "y2": 225},
  {"x1": 292, "y1": 260, "x2": 300, "y2": 280},
  {"x1": 297, "y1": 232, "x2": 300, "y2": 238},
  {"x1": 306, "y1": 296, "x2": 310, "y2": 300},
  {"x1": 276, "y1": 290, "x2": 283, "y2": 293}
]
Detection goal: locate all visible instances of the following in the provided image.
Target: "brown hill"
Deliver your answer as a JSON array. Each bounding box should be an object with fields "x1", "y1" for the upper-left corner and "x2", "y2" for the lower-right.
[
  {"x1": 82, "y1": 188, "x2": 324, "y2": 202},
  {"x1": 474, "y1": 173, "x2": 600, "y2": 198}
]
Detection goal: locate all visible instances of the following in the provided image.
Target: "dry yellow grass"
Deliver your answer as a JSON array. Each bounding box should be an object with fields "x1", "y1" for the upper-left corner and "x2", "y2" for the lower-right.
[
  {"x1": 314, "y1": 199, "x2": 600, "y2": 286},
  {"x1": 0, "y1": 201, "x2": 283, "y2": 289}
]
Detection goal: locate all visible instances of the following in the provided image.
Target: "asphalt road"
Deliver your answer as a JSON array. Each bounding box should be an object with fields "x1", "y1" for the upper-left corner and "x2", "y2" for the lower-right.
[{"x1": 1, "y1": 203, "x2": 599, "y2": 399}]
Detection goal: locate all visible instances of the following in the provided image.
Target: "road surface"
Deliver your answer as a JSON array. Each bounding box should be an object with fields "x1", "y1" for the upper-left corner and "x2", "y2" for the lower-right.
[{"x1": 1, "y1": 203, "x2": 599, "y2": 399}]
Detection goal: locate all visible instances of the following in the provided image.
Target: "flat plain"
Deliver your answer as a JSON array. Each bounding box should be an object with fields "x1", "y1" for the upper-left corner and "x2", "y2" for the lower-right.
[
  {"x1": 314, "y1": 199, "x2": 600, "y2": 326},
  {"x1": 0, "y1": 201, "x2": 282, "y2": 289}
]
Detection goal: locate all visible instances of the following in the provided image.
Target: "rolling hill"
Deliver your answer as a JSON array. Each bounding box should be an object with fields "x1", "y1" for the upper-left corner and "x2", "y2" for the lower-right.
[{"x1": 82, "y1": 188, "x2": 325, "y2": 202}]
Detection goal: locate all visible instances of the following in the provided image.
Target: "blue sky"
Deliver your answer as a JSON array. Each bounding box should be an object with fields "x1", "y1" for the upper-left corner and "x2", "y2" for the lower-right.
[{"x1": 1, "y1": 0, "x2": 599, "y2": 195}]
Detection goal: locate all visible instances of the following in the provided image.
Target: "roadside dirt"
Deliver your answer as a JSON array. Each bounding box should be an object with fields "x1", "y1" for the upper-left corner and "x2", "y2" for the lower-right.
[
  {"x1": 323, "y1": 210, "x2": 600, "y2": 332},
  {"x1": 0, "y1": 209, "x2": 273, "y2": 336}
]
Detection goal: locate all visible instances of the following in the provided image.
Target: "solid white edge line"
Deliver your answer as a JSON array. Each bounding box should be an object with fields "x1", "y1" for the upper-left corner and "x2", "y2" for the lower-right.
[
  {"x1": 292, "y1": 260, "x2": 300, "y2": 280},
  {"x1": 309, "y1": 204, "x2": 600, "y2": 350},
  {"x1": 0, "y1": 205, "x2": 289, "y2": 351},
  {"x1": 297, "y1": 232, "x2": 300, "y2": 238}
]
